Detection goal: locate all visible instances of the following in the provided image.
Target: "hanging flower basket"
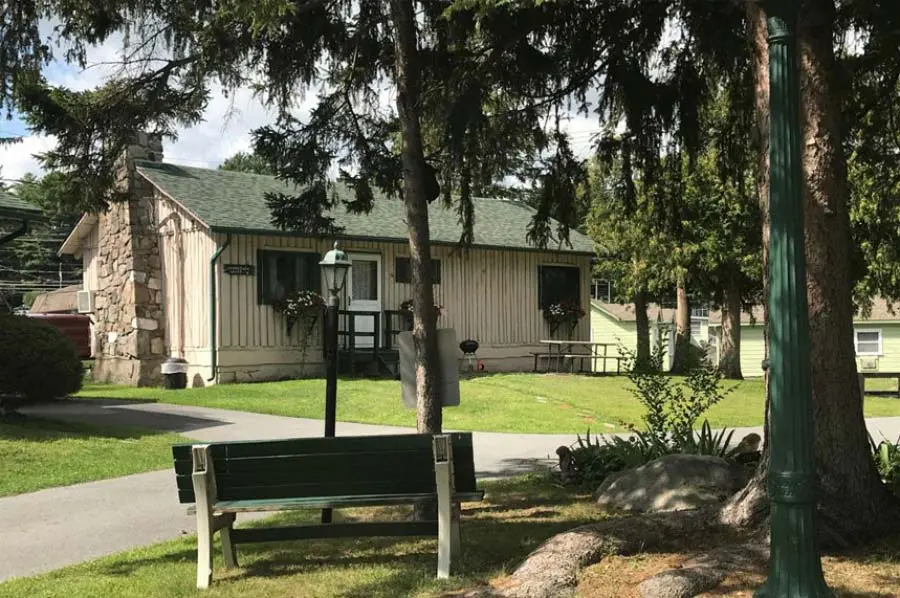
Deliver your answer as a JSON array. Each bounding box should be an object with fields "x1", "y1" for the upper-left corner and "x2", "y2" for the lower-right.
[
  {"x1": 543, "y1": 300, "x2": 585, "y2": 339},
  {"x1": 273, "y1": 290, "x2": 326, "y2": 339}
]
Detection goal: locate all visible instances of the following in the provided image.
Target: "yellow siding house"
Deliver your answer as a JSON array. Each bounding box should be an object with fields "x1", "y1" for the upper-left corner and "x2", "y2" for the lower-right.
[{"x1": 592, "y1": 299, "x2": 900, "y2": 378}]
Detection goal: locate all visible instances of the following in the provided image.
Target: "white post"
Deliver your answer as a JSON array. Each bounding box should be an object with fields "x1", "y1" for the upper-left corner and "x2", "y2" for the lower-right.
[
  {"x1": 219, "y1": 513, "x2": 238, "y2": 569},
  {"x1": 433, "y1": 435, "x2": 456, "y2": 579},
  {"x1": 191, "y1": 445, "x2": 215, "y2": 589}
]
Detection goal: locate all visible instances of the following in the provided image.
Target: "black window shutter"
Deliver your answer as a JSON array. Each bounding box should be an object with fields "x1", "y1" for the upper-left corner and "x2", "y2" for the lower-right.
[
  {"x1": 258, "y1": 249, "x2": 267, "y2": 304},
  {"x1": 432, "y1": 259, "x2": 441, "y2": 284},
  {"x1": 396, "y1": 256, "x2": 440, "y2": 284},
  {"x1": 396, "y1": 257, "x2": 411, "y2": 283},
  {"x1": 306, "y1": 253, "x2": 321, "y2": 292}
]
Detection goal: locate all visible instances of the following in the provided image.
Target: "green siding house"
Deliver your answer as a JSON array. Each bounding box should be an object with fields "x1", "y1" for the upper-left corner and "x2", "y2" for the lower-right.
[{"x1": 592, "y1": 298, "x2": 900, "y2": 377}]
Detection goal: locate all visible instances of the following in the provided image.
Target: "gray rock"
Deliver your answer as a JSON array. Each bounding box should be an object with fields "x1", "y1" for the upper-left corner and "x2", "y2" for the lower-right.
[
  {"x1": 639, "y1": 566, "x2": 725, "y2": 598},
  {"x1": 595, "y1": 454, "x2": 747, "y2": 513}
]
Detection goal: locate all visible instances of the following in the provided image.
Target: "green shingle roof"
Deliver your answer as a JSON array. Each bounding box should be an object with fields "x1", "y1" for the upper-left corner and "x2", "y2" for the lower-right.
[
  {"x1": 0, "y1": 190, "x2": 42, "y2": 221},
  {"x1": 137, "y1": 161, "x2": 595, "y2": 254}
]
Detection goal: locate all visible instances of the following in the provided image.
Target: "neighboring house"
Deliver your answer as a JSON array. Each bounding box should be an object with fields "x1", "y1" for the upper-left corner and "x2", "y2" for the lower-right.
[
  {"x1": 707, "y1": 299, "x2": 900, "y2": 377},
  {"x1": 29, "y1": 284, "x2": 82, "y2": 313},
  {"x1": 594, "y1": 298, "x2": 900, "y2": 378},
  {"x1": 59, "y1": 134, "x2": 595, "y2": 386},
  {"x1": 0, "y1": 190, "x2": 42, "y2": 247},
  {"x1": 590, "y1": 301, "x2": 711, "y2": 372}
]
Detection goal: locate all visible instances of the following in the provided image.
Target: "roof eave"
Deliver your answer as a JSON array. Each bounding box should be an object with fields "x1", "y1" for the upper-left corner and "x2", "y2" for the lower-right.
[
  {"x1": 58, "y1": 214, "x2": 98, "y2": 256},
  {"x1": 590, "y1": 301, "x2": 625, "y2": 321},
  {"x1": 208, "y1": 225, "x2": 596, "y2": 256}
]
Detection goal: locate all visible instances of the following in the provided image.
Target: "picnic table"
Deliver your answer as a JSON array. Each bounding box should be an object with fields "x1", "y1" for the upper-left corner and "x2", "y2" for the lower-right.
[
  {"x1": 859, "y1": 372, "x2": 900, "y2": 398},
  {"x1": 532, "y1": 340, "x2": 623, "y2": 374}
]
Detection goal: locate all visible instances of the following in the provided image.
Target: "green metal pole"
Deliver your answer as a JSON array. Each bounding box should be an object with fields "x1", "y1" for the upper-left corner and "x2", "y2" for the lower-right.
[{"x1": 756, "y1": 2, "x2": 831, "y2": 596}]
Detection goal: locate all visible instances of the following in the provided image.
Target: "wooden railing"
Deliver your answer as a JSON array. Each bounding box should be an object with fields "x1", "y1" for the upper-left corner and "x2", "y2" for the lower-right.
[
  {"x1": 383, "y1": 309, "x2": 412, "y2": 351},
  {"x1": 337, "y1": 311, "x2": 380, "y2": 374}
]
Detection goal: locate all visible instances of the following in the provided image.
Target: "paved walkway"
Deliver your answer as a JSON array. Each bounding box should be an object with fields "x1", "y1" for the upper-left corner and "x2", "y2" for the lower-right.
[{"x1": 3, "y1": 398, "x2": 900, "y2": 582}]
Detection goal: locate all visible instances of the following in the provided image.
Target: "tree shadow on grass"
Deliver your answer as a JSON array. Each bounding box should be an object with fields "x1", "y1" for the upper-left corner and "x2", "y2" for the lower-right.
[
  {"x1": 17, "y1": 398, "x2": 231, "y2": 436},
  {"x1": 0, "y1": 416, "x2": 169, "y2": 442}
]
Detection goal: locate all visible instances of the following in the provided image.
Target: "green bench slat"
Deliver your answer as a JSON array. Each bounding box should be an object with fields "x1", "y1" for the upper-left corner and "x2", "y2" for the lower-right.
[
  {"x1": 230, "y1": 521, "x2": 438, "y2": 544},
  {"x1": 172, "y1": 433, "x2": 472, "y2": 461},
  {"x1": 174, "y1": 451, "x2": 475, "y2": 490},
  {"x1": 211, "y1": 491, "x2": 484, "y2": 513},
  {"x1": 173, "y1": 433, "x2": 478, "y2": 504},
  {"x1": 222, "y1": 480, "x2": 436, "y2": 501},
  {"x1": 172, "y1": 449, "x2": 434, "y2": 477}
]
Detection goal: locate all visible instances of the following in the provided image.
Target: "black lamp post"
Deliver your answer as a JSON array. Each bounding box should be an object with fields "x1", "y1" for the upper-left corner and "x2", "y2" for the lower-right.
[
  {"x1": 319, "y1": 242, "x2": 352, "y2": 439},
  {"x1": 319, "y1": 243, "x2": 351, "y2": 524}
]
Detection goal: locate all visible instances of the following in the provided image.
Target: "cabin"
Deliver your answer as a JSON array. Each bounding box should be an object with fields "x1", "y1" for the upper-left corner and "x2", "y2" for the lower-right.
[{"x1": 59, "y1": 133, "x2": 595, "y2": 386}]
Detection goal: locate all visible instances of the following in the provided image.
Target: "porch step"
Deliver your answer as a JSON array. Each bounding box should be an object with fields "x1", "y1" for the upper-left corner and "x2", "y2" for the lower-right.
[
  {"x1": 377, "y1": 351, "x2": 400, "y2": 379},
  {"x1": 336, "y1": 349, "x2": 399, "y2": 379}
]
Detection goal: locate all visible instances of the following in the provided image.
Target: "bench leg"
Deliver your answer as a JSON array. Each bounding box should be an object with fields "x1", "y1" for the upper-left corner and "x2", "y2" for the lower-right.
[
  {"x1": 195, "y1": 502, "x2": 214, "y2": 589},
  {"x1": 191, "y1": 446, "x2": 215, "y2": 589},
  {"x1": 219, "y1": 514, "x2": 238, "y2": 569},
  {"x1": 433, "y1": 435, "x2": 455, "y2": 579},
  {"x1": 451, "y1": 502, "x2": 461, "y2": 562}
]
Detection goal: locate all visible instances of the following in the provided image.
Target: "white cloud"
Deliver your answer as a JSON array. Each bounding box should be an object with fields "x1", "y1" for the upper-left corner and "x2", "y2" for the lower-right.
[
  {"x1": 163, "y1": 85, "x2": 280, "y2": 169},
  {"x1": 0, "y1": 135, "x2": 57, "y2": 182}
]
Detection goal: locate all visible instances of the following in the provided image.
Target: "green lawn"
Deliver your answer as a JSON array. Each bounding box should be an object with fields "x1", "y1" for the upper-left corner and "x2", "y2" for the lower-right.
[
  {"x1": 0, "y1": 475, "x2": 600, "y2": 598},
  {"x1": 75, "y1": 373, "x2": 900, "y2": 434},
  {"x1": 0, "y1": 418, "x2": 187, "y2": 496}
]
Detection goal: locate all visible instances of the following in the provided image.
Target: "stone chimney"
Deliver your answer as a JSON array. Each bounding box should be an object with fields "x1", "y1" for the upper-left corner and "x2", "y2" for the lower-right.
[{"x1": 92, "y1": 132, "x2": 167, "y2": 386}]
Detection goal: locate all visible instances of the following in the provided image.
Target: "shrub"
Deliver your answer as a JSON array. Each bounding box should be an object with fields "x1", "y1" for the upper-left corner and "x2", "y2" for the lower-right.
[
  {"x1": 870, "y1": 434, "x2": 900, "y2": 497},
  {"x1": 623, "y1": 341, "x2": 733, "y2": 445},
  {"x1": 0, "y1": 314, "x2": 83, "y2": 413},
  {"x1": 562, "y1": 344, "x2": 738, "y2": 488}
]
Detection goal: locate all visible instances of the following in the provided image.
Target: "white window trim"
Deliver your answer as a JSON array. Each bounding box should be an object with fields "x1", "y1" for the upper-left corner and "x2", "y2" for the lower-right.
[{"x1": 854, "y1": 328, "x2": 883, "y2": 356}]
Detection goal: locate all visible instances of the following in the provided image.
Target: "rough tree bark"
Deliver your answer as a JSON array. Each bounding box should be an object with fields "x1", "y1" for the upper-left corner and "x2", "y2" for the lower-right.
[
  {"x1": 389, "y1": 0, "x2": 442, "y2": 435},
  {"x1": 669, "y1": 281, "x2": 691, "y2": 374},
  {"x1": 723, "y1": 0, "x2": 900, "y2": 545},
  {"x1": 721, "y1": 0, "x2": 771, "y2": 529},
  {"x1": 718, "y1": 278, "x2": 744, "y2": 379},
  {"x1": 634, "y1": 291, "x2": 651, "y2": 370}
]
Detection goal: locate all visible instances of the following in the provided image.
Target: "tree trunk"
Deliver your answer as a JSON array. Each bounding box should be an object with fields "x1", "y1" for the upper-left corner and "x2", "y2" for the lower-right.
[
  {"x1": 721, "y1": 0, "x2": 772, "y2": 531},
  {"x1": 669, "y1": 281, "x2": 691, "y2": 374},
  {"x1": 718, "y1": 278, "x2": 743, "y2": 380},
  {"x1": 723, "y1": 0, "x2": 900, "y2": 546},
  {"x1": 634, "y1": 291, "x2": 651, "y2": 371},
  {"x1": 389, "y1": 0, "x2": 442, "y2": 435}
]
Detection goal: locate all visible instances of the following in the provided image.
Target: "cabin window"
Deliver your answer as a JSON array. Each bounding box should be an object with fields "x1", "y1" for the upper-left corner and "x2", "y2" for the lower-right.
[
  {"x1": 690, "y1": 317, "x2": 706, "y2": 341},
  {"x1": 538, "y1": 265, "x2": 581, "y2": 309},
  {"x1": 258, "y1": 250, "x2": 320, "y2": 304},
  {"x1": 395, "y1": 257, "x2": 441, "y2": 284},
  {"x1": 854, "y1": 329, "x2": 883, "y2": 356},
  {"x1": 590, "y1": 278, "x2": 612, "y2": 302}
]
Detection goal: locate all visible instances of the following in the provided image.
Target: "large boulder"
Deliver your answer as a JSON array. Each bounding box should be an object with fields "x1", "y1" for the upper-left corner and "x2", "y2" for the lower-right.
[{"x1": 595, "y1": 454, "x2": 747, "y2": 514}]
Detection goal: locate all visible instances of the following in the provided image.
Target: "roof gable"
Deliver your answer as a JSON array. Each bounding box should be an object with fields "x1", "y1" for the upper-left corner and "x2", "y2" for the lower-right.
[{"x1": 136, "y1": 161, "x2": 595, "y2": 253}]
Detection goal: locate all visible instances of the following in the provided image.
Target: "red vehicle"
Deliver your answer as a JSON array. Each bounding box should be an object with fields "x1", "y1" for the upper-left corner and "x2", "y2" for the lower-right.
[{"x1": 26, "y1": 313, "x2": 91, "y2": 359}]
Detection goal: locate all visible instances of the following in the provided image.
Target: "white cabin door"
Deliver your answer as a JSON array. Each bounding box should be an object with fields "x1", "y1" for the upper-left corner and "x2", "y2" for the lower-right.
[{"x1": 347, "y1": 253, "x2": 381, "y2": 348}]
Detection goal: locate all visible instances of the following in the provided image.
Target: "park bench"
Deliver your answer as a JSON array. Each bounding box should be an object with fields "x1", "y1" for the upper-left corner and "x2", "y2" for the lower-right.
[{"x1": 172, "y1": 433, "x2": 483, "y2": 589}]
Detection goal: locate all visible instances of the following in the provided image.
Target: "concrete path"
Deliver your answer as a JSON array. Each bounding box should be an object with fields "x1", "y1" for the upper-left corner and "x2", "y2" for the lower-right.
[{"x1": 4, "y1": 398, "x2": 900, "y2": 582}]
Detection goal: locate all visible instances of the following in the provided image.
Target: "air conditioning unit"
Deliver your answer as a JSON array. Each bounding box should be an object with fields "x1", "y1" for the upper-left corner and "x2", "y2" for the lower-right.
[
  {"x1": 859, "y1": 357, "x2": 879, "y2": 372},
  {"x1": 76, "y1": 290, "x2": 95, "y2": 314}
]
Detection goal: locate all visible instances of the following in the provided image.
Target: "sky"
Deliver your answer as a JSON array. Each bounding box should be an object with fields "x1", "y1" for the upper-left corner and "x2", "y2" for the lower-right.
[{"x1": 0, "y1": 34, "x2": 602, "y2": 186}]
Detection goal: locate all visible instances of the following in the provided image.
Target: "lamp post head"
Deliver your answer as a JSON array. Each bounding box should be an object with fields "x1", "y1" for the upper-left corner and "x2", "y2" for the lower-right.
[{"x1": 320, "y1": 242, "x2": 352, "y2": 297}]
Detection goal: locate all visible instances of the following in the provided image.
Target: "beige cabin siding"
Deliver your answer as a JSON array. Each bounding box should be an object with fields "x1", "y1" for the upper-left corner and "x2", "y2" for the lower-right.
[
  {"x1": 209, "y1": 234, "x2": 591, "y2": 382},
  {"x1": 81, "y1": 224, "x2": 100, "y2": 291},
  {"x1": 156, "y1": 195, "x2": 215, "y2": 369}
]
